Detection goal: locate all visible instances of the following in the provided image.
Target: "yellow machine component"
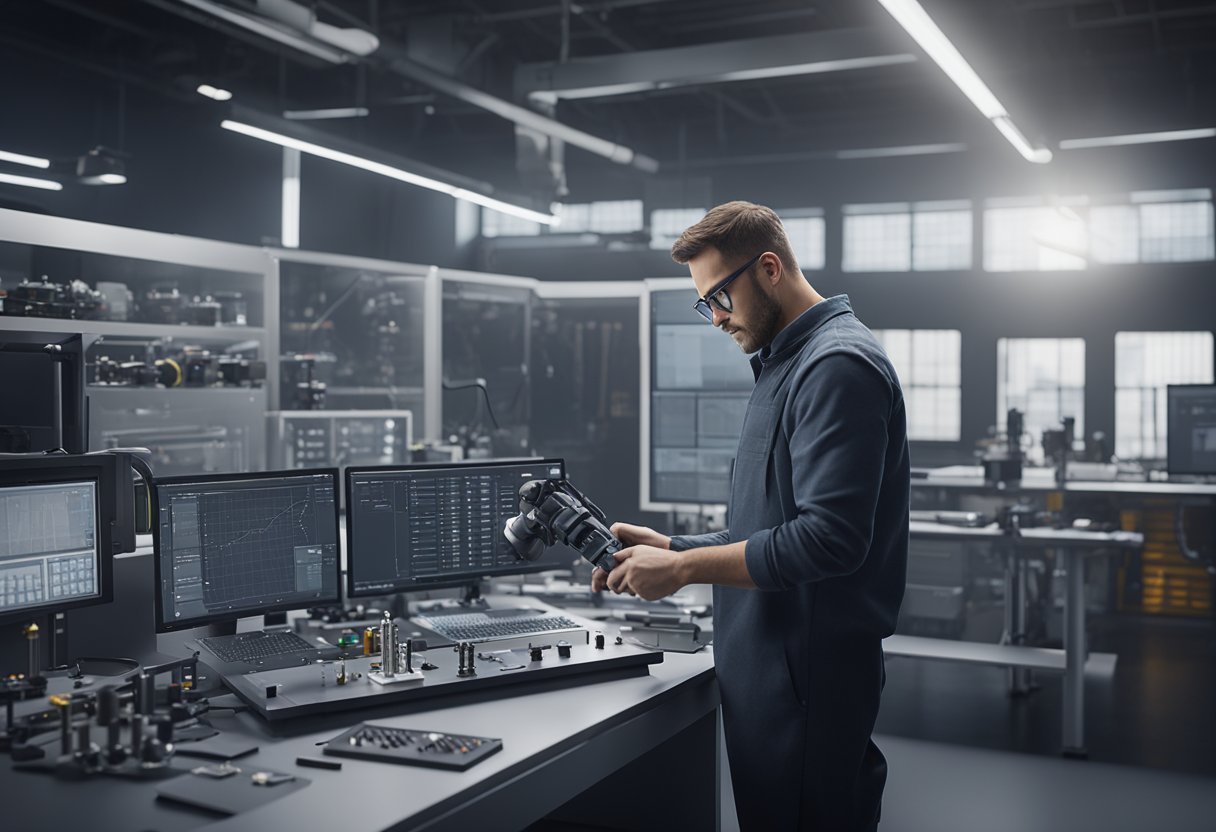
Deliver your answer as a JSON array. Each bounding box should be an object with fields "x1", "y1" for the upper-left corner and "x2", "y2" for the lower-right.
[
  {"x1": 155, "y1": 357, "x2": 183, "y2": 387},
  {"x1": 1137, "y1": 502, "x2": 1211, "y2": 617}
]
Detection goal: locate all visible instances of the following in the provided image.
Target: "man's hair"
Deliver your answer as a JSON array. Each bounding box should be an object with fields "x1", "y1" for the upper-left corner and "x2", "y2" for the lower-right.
[{"x1": 670, "y1": 201, "x2": 799, "y2": 275}]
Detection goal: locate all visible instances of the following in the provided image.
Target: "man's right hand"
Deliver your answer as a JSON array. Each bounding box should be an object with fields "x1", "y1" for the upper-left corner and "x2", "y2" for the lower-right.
[
  {"x1": 610, "y1": 522, "x2": 671, "y2": 550},
  {"x1": 593, "y1": 523, "x2": 672, "y2": 593}
]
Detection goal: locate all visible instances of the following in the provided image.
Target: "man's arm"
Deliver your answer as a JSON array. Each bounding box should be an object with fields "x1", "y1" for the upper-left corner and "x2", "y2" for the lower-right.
[
  {"x1": 669, "y1": 530, "x2": 730, "y2": 552},
  {"x1": 744, "y1": 353, "x2": 892, "y2": 591},
  {"x1": 604, "y1": 540, "x2": 754, "y2": 600}
]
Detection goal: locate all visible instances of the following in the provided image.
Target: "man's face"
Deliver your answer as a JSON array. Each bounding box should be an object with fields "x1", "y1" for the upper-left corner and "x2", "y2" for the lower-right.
[{"x1": 689, "y1": 249, "x2": 783, "y2": 354}]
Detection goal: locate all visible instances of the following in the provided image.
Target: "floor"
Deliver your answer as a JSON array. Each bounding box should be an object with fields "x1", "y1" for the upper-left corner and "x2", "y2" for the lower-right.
[
  {"x1": 869, "y1": 612, "x2": 1216, "y2": 831},
  {"x1": 877, "y1": 613, "x2": 1216, "y2": 776},
  {"x1": 878, "y1": 734, "x2": 1216, "y2": 832}
]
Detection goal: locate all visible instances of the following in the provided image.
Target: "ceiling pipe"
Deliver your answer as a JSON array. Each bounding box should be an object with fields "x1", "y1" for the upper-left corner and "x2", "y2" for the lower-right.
[{"x1": 382, "y1": 48, "x2": 660, "y2": 173}]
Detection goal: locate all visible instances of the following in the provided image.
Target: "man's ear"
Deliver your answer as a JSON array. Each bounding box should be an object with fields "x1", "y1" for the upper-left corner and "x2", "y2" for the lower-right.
[{"x1": 762, "y1": 252, "x2": 782, "y2": 287}]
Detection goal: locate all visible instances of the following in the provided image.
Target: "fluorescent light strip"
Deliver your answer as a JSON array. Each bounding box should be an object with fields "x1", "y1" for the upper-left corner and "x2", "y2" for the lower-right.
[
  {"x1": 282, "y1": 148, "x2": 301, "y2": 248},
  {"x1": 197, "y1": 84, "x2": 233, "y2": 101},
  {"x1": 0, "y1": 149, "x2": 51, "y2": 169},
  {"x1": 0, "y1": 171, "x2": 63, "y2": 191},
  {"x1": 836, "y1": 142, "x2": 967, "y2": 159},
  {"x1": 283, "y1": 107, "x2": 370, "y2": 120},
  {"x1": 221, "y1": 119, "x2": 558, "y2": 225},
  {"x1": 1059, "y1": 127, "x2": 1216, "y2": 150},
  {"x1": 176, "y1": 0, "x2": 347, "y2": 64},
  {"x1": 877, "y1": 0, "x2": 1051, "y2": 164}
]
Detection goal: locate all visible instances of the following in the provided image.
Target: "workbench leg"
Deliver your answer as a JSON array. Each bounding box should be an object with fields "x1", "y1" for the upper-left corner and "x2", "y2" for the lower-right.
[
  {"x1": 1004, "y1": 550, "x2": 1034, "y2": 696},
  {"x1": 1062, "y1": 550, "x2": 1088, "y2": 758}
]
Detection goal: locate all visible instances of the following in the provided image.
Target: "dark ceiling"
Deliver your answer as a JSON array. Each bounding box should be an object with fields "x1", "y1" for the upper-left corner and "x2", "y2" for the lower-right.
[{"x1": 5, "y1": 0, "x2": 1216, "y2": 202}]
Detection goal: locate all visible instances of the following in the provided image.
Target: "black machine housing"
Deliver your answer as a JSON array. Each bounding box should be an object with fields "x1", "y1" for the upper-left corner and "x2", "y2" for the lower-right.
[{"x1": 504, "y1": 478, "x2": 621, "y2": 573}]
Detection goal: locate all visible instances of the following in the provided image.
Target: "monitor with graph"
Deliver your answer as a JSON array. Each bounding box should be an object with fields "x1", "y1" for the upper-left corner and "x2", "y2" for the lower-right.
[
  {"x1": 345, "y1": 458, "x2": 572, "y2": 596},
  {"x1": 153, "y1": 469, "x2": 341, "y2": 632},
  {"x1": 0, "y1": 477, "x2": 103, "y2": 623}
]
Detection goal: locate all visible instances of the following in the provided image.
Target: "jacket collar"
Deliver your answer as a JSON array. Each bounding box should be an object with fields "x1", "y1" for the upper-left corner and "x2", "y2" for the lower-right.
[{"x1": 749, "y1": 294, "x2": 853, "y2": 379}]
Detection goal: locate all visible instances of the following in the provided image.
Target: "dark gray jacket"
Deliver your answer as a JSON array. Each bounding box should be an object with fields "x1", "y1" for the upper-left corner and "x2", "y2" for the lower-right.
[{"x1": 672, "y1": 294, "x2": 909, "y2": 830}]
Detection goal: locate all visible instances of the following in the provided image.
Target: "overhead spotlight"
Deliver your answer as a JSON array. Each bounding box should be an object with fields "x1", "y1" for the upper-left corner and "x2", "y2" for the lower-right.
[
  {"x1": 197, "y1": 84, "x2": 233, "y2": 101},
  {"x1": 77, "y1": 147, "x2": 127, "y2": 185}
]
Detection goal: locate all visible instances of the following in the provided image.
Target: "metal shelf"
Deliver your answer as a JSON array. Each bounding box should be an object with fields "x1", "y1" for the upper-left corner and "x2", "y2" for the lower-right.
[
  {"x1": 0, "y1": 316, "x2": 266, "y2": 340},
  {"x1": 87, "y1": 385, "x2": 269, "y2": 393}
]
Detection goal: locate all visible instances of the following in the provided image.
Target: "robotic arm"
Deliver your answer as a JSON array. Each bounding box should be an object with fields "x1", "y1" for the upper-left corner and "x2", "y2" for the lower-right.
[{"x1": 504, "y1": 478, "x2": 621, "y2": 573}]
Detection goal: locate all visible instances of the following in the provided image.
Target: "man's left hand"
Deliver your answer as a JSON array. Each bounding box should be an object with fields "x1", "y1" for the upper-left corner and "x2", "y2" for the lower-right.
[{"x1": 604, "y1": 546, "x2": 687, "y2": 601}]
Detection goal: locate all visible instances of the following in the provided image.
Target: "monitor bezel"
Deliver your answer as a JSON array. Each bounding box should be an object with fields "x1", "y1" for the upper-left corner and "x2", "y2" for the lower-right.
[
  {"x1": 1167, "y1": 384, "x2": 1216, "y2": 476},
  {"x1": 0, "y1": 460, "x2": 114, "y2": 625},
  {"x1": 344, "y1": 457, "x2": 567, "y2": 597},
  {"x1": 152, "y1": 467, "x2": 342, "y2": 633}
]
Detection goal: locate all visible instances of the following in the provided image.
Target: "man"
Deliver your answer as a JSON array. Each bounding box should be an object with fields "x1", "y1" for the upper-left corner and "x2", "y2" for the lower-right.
[{"x1": 593, "y1": 201, "x2": 908, "y2": 830}]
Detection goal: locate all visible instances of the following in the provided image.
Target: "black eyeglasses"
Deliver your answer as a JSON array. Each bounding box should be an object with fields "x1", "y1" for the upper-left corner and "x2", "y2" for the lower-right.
[{"x1": 692, "y1": 252, "x2": 764, "y2": 323}]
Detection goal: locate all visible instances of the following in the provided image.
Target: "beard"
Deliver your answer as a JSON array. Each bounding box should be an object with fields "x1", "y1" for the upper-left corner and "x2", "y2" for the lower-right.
[{"x1": 726, "y1": 271, "x2": 783, "y2": 354}]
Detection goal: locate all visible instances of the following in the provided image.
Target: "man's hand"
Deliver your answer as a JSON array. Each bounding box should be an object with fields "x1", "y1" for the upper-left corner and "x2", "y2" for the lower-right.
[
  {"x1": 609, "y1": 522, "x2": 671, "y2": 549},
  {"x1": 592, "y1": 524, "x2": 673, "y2": 595},
  {"x1": 599, "y1": 545, "x2": 688, "y2": 601}
]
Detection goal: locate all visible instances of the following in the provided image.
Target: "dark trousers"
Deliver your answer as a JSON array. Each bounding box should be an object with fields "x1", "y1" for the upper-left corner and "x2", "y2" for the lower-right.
[{"x1": 721, "y1": 638, "x2": 887, "y2": 830}]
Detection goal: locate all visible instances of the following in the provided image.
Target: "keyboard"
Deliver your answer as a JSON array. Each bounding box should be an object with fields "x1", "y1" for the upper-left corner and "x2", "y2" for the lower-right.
[
  {"x1": 199, "y1": 630, "x2": 320, "y2": 664},
  {"x1": 421, "y1": 612, "x2": 580, "y2": 643}
]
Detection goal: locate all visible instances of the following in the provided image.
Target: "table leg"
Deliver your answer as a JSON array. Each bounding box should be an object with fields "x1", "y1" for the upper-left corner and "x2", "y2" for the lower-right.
[{"x1": 1062, "y1": 549, "x2": 1087, "y2": 758}]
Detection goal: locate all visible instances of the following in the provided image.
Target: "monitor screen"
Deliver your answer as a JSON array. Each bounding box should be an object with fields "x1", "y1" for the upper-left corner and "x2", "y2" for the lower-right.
[
  {"x1": 1167, "y1": 385, "x2": 1216, "y2": 475},
  {"x1": 345, "y1": 458, "x2": 571, "y2": 596},
  {"x1": 646, "y1": 289, "x2": 753, "y2": 507},
  {"x1": 0, "y1": 479, "x2": 101, "y2": 619},
  {"x1": 154, "y1": 469, "x2": 341, "y2": 632}
]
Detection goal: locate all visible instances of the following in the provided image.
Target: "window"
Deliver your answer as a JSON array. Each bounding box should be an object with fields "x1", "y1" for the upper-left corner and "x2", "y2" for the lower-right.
[
  {"x1": 779, "y1": 212, "x2": 825, "y2": 270},
  {"x1": 1138, "y1": 196, "x2": 1215, "y2": 263},
  {"x1": 556, "y1": 200, "x2": 644, "y2": 234},
  {"x1": 984, "y1": 198, "x2": 1087, "y2": 271},
  {"x1": 843, "y1": 201, "x2": 971, "y2": 272},
  {"x1": 481, "y1": 209, "x2": 541, "y2": 238},
  {"x1": 1115, "y1": 332, "x2": 1215, "y2": 459},
  {"x1": 997, "y1": 338, "x2": 1086, "y2": 454},
  {"x1": 650, "y1": 208, "x2": 705, "y2": 250},
  {"x1": 843, "y1": 204, "x2": 911, "y2": 271},
  {"x1": 988, "y1": 189, "x2": 1214, "y2": 269},
  {"x1": 913, "y1": 203, "x2": 972, "y2": 270},
  {"x1": 873, "y1": 329, "x2": 962, "y2": 440}
]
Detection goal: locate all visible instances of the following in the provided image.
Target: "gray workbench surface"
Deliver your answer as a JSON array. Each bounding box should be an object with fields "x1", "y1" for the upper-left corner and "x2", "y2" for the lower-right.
[
  {"x1": 913, "y1": 467, "x2": 1216, "y2": 497},
  {"x1": 1, "y1": 648, "x2": 717, "y2": 832}
]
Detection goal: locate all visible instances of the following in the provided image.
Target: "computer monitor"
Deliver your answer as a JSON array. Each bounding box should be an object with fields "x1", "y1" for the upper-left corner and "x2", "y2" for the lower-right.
[
  {"x1": 345, "y1": 458, "x2": 572, "y2": 597},
  {"x1": 153, "y1": 469, "x2": 341, "y2": 633},
  {"x1": 0, "y1": 466, "x2": 111, "y2": 624},
  {"x1": 1167, "y1": 384, "x2": 1216, "y2": 475}
]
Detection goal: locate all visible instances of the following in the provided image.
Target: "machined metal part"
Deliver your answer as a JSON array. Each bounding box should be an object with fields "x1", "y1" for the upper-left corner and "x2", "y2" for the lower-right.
[{"x1": 380, "y1": 611, "x2": 397, "y2": 678}]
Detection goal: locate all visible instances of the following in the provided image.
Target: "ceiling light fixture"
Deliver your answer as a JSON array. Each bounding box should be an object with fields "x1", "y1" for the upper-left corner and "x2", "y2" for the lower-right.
[
  {"x1": 283, "y1": 107, "x2": 370, "y2": 120},
  {"x1": 1058, "y1": 127, "x2": 1216, "y2": 150},
  {"x1": 220, "y1": 119, "x2": 558, "y2": 225},
  {"x1": 876, "y1": 0, "x2": 1051, "y2": 164},
  {"x1": 197, "y1": 83, "x2": 233, "y2": 101},
  {"x1": 0, "y1": 148, "x2": 51, "y2": 169},
  {"x1": 0, "y1": 171, "x2": 63, "y2": 191},
  {"x1": 836, "y1": 142, "x2": 968, "y2": 159},
  {"x1": 77, "y1": 147, "x2": 127, "y2": 185},
  {"x1": 174, "y1": 0, "x2": 348, "y2": 63}
]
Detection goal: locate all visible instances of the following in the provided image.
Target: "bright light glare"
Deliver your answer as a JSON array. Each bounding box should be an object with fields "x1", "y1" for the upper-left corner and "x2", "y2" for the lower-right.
[{"x1": 877, "y1": 0, "x2": 1051, "y2": 164}]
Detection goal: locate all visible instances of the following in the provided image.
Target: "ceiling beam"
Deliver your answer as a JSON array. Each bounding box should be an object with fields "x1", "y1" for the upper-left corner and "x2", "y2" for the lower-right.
[{"x1": 515, "y1": 28, "x2": 916, "y2": 103}]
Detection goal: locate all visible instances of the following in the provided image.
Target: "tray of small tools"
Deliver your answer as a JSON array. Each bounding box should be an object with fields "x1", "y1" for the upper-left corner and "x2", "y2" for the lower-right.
[{"x1": 323, "y1": 722, "x2": 502, "y2": 771}]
